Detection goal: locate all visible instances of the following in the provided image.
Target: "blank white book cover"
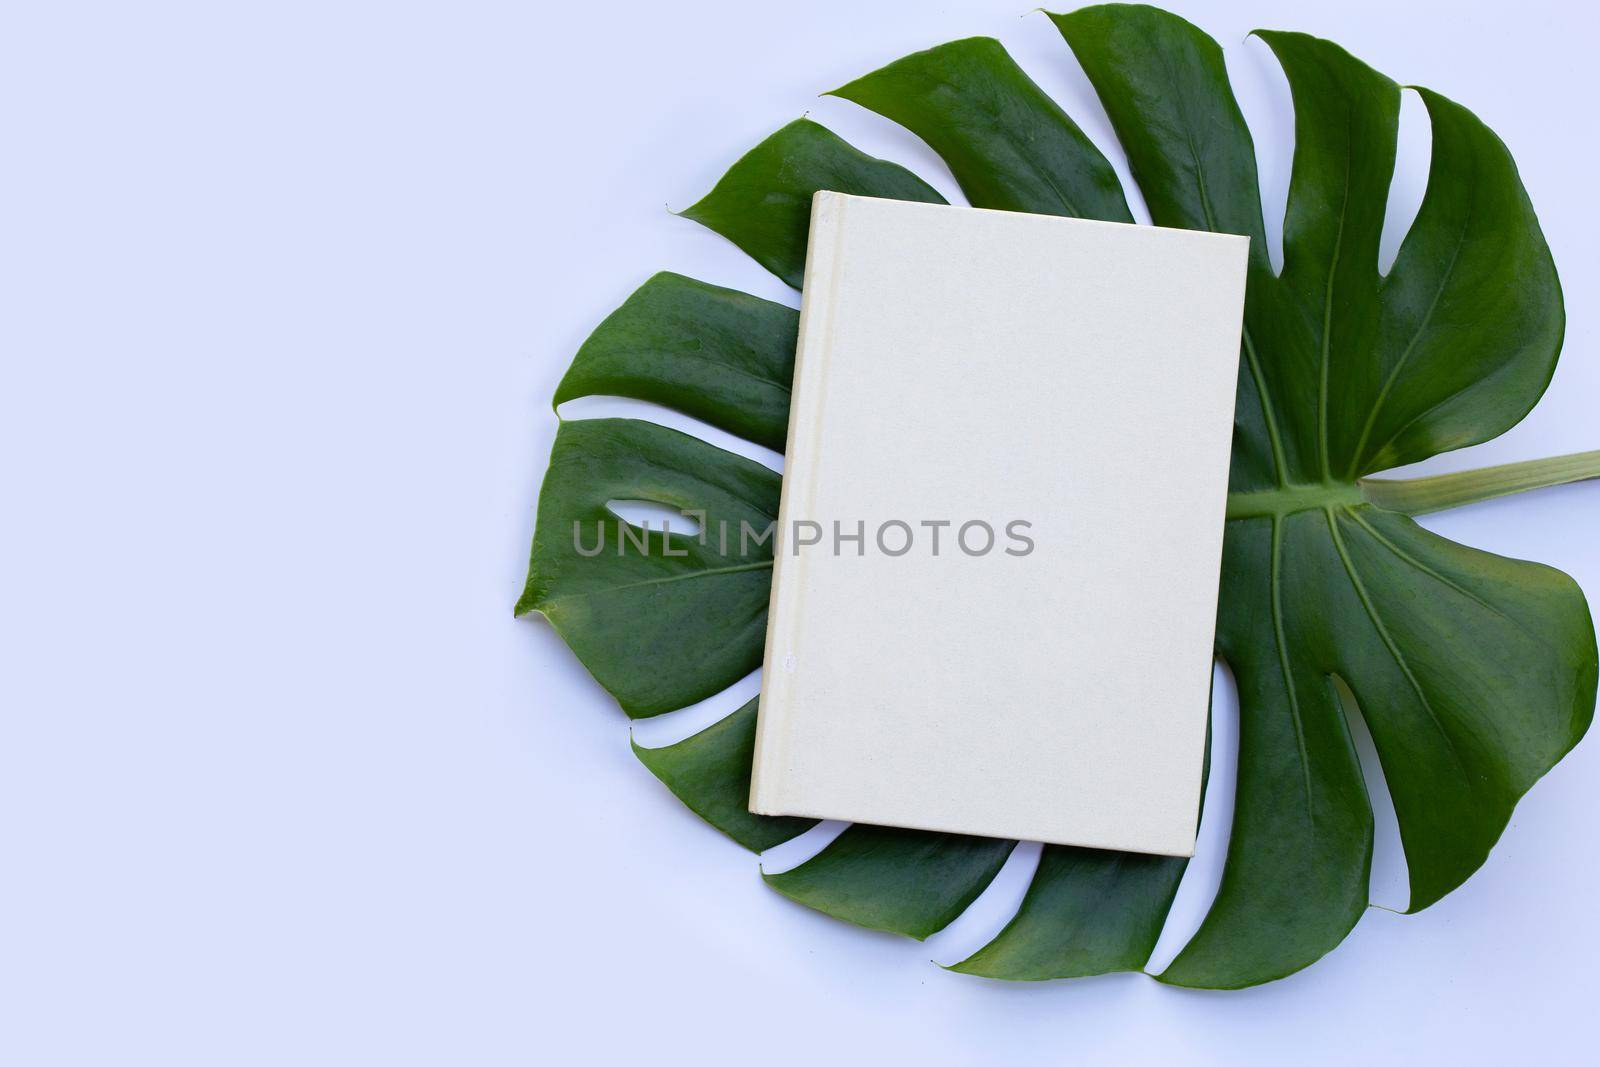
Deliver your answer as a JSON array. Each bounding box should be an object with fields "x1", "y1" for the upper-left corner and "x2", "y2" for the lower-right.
[{"x1": 750, "y1": 192, "x2": 1248, "y2": 857}]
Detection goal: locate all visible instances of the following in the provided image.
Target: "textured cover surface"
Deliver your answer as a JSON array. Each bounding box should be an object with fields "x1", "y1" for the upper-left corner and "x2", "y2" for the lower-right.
[{"x1": 750, "y1": 193, "x2": 1247, "y2": 856}]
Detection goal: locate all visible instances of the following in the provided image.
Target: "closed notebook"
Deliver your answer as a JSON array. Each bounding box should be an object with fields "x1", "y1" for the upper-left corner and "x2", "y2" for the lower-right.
[{"x1": 749, "y1": 192, "x2": 1248, "y2": 857}]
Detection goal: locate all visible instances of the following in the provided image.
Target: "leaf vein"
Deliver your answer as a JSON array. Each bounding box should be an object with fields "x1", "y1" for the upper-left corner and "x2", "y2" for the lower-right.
[
  {"x1": 539, "y1": 560, "x2": 775, "y2": 608},
  {"x1": 1317, "y1": 122, "x2": 1354, "y2": 482},
  {"x1": 1341, "y1": 506, "x2": 1508, "y2": 622},
  {"x1": 1270, "y1": 516, "x2": 1318, "y2": 823},
  {"x1": 1344, "y1": 212, "x2": 1473, "y2": 478},
  {"x1": 1322, "y1": 507, "x2": 1472, "y2": 779}
]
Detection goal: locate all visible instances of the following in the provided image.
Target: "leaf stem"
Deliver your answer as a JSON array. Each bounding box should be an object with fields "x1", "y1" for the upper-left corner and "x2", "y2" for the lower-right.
[{"x1": 1357, "y1": 450, "x2": 1600, "y2": 516}]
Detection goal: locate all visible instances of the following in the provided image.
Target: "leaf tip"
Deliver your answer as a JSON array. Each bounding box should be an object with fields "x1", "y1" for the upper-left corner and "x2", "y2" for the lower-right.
[
  {"x1": 673, "y1": 197, "x2": 707, "y2": 225},
  {"x1": 513, "y1": 586, "x2": 546, "y2": 618}
]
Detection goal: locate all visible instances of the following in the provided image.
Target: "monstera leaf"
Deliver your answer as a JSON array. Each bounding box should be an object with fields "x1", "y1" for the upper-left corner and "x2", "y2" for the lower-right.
[{"x1": 518, "y1": 4, "x2": 1600, "y2": 987}]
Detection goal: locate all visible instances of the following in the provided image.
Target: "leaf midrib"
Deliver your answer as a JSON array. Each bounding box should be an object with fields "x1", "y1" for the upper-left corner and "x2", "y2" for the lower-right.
[
  {"x1": 1324, "y1": 506, "x2": 1474, "y2": 778},
  {"x1": 1227, "y1": 481, "x2": 1364, "y2": 519}
]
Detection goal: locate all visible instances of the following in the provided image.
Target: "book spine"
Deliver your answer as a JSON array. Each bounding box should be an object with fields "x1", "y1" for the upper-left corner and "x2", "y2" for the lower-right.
[{"x1": 748, "y1": 191, "x2": 846, "y2": 815}]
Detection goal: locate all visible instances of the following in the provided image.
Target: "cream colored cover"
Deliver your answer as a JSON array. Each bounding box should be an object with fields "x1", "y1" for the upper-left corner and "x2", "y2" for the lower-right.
[{"x1": 749, "y1": 192, "x2": 1247, "y2": 857}]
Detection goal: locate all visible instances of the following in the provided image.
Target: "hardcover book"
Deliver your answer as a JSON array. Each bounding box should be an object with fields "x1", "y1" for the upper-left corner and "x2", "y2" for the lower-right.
[{"x1": 749, "y1": 192, "x2": 1248, "y2": 856}]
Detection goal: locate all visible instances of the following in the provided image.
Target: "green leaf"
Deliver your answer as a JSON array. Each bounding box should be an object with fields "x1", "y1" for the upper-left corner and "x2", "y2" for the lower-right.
[
  {"x1": 517, "y1": 417, "x2": 778, "y2": 718},
  {"x1": 519, "y1": 3, "x2": 1598, "y2": 988},
  {"x1": 763, "y1": 824, "x2": 1016, "y2": 940},
  {"x1": 829, "y1": 37, "x2": 1132, "y2": 220},
  {"x1": 950, "y1": 845, "x2": 1188, "y2": 979},
  {"x1": 633, "y1": 698, "x2": 815, "y2": 852},
  {"x1": 555, "y1": 272, "x2": 798, "y2": 452},
  {"x1": 680, "y1": 118, "x2": 946, "y2": 289},
  {"x1": 1052, "y1": 5, "x2": 1266, "y2": 243},
  {"x1": 1357, "y1": 86, "x2": 1565, "y2": 475}
]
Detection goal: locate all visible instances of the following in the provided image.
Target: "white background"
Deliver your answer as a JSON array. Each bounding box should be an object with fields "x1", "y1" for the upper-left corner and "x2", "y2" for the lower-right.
[{"x1": 4, "y1": 1, "x2": 1598, "y2": 1063}]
